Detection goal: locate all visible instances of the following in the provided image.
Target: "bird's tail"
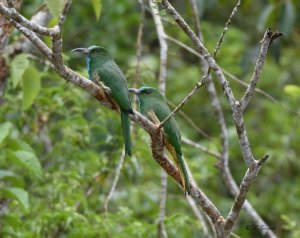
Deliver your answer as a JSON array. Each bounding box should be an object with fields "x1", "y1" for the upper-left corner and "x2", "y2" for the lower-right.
[
  {"x1": 177, "y1": 153, "x2": 191, "y2": 195},
  {"x1": 121, "y1": 109, "x2": 132, "y2": 156}
]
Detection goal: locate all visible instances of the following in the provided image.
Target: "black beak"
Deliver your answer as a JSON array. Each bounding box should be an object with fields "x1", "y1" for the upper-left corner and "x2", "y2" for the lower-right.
[
  {"x1": 129, "y1": 88, "x2": 140, "y2": 95},
  {"x1": 71, "y1": 47, "x2": 90, "y2": 55}
]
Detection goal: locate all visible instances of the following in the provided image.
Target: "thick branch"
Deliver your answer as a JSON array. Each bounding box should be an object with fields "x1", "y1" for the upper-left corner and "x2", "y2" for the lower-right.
[
  {"x1": 2, "y1": 2, "x2": 236, "y2": 235},
  {"x1": 187, "y1": 1, "x2": 277, "y2": 237},
  {"x1": 0, "y1": 4, "x2": 54, "y2": 36},
  {"x1": 12, "y1": 21, "x2": 53, "y2": 61},
  {"x1": 224, "y1": 155, "x2": 270, "y2": 233}
]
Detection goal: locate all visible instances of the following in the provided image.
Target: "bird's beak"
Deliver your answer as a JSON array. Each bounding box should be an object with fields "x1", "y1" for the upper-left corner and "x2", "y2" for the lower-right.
[
  {"x1": 71, "y1": 47, "x2": 90, "y2": 55},
  {"x1": 129, "y1": 88, "x2": 140, "y2": 95}
]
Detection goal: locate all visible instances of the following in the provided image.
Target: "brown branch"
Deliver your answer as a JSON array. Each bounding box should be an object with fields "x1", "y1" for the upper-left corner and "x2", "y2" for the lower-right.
[{"x1": 0, "y1": 1, "x2": 249, "y2": 236}]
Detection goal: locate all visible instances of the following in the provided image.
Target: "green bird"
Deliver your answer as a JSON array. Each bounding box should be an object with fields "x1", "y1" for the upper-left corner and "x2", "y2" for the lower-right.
[
  {"x1": 72, "y1": 46, "x2": 133, "y2": 156},
  {"x1": 129, "y1": 86, "x2": 190, "y2": 194}
]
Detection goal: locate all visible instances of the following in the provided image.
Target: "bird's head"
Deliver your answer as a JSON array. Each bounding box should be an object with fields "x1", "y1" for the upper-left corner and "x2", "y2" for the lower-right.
[
  {"x1": 71, "y1": 45, "x2": 112, "y2": 59},
  {"x1": 129, "y1": 86, "x2": 165, "y2": 102}
]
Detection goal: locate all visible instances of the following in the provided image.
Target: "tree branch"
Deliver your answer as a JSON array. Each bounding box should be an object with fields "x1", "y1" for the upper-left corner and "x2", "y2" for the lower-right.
[
  {"x1": 161, "y1": 0, "x2": 236, "y2": 108},
  {"x1": 149, "y1": 1, "x2": 169, "y2": 235},
  {"x1": 104, "y1": 150, "x2": 126, "y2": 212},
  {"x1": 240, "y1": 29, "x2": 283, "y2": 111},
  {"x1": 0, "y1": 4, "x2": 54, "y2": 36},
  {"x1": 0, "y1": 1, "x2": 281, "y2": 237}
]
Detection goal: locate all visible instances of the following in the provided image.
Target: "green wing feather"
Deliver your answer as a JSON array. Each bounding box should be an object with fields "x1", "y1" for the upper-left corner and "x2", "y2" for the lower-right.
[
  {"x1": 96, "y1": 60, "x2": 132, "y2": 156},
  {"x1": 144, "y1": 102, "x2": 190, "y2": 194}
]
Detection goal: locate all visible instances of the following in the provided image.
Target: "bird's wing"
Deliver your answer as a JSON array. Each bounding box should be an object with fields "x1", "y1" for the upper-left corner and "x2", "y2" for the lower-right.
[{"x1": 98, "y1": 61, "x2": 132, "y2": 111}]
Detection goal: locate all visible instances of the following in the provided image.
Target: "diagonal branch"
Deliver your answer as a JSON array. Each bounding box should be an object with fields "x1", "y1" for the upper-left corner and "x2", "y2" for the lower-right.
[
  {"x1": 161, "y1": 0, "x2": 236, "y2": 108},
  {"x1": 170, "y1": 0, "x2": 279, "y2": 237},
  {"x1": 12, "y1": 21, "x2": 53, "y2": 61},
  {"x1": 240, "y1": 29, "x2": 284, "y2": 111},
  {"x1": 157, "y1": 0, "x2": 236, "y2": 129},
  {"x1": 0, "y1": 4, "x2": 54, "y2": 36},
  {"x1": 104, "y1": 149, "x2": 126, "y2": 212}
]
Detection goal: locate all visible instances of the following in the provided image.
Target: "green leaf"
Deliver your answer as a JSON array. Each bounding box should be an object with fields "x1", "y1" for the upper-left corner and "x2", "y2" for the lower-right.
[
  {"x1": 92, "y1": 0, "x2": 102, "y2": 20},
  {"x1": 284, "y1": 85, "x2": 300, "y2": 98},
  {"x1": 0, "y1": 122, "x2": 12, "y2": 144},
  {"x1": 22, "y1": 66, "x2": 41, "y2": 110},
  {"x1": 10, "y1": 54, "x2": 30, "y2": 88},
  {"x1": 10, "y1": 150, "x2": 43, "y2": 180},
  {"x1": 7, "y1": 139, "x2": 35, "y2": 153},
  {"x1": 0, "y1": 170, "x2": 24, "y2": 187},
  {"x1": 1, "y1": 187, "x2": 29, "y2": 211},
  {"x1": 46, "y1": 0, "x2": 65, "y2": 19},
  {"x1": 3, "y1": 214, "x2": 22, "y2": 230}
]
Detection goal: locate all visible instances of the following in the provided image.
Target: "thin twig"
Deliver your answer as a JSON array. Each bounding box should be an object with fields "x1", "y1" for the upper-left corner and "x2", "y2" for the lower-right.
[
  {"x1": 167, "y1": 34, "x2": 296, "y2": 117},
  {"x1": 158, "y1": 0, "x2": 237, "y2": 129},
  {"x1": 157, "y1": 81, "x2": 206, "y2": 129},
  {"x1": 104, "y1": 150, "x2": 126, "y2": 212},
  {"x1": 240, "y1": 29, "x2": 284, "y2": 111},
  {"x1": 182, "y1": 137, "x2": 221, "y2": 159},
  {"x1": 58, "y1": 0, "x2": 72, "y2": 29},
  {"x1": 166, "y1": 99, "x2": 213, "y2": 143},
  {"x1": 223, "y1": 69, "x2": 299, "y2": 116},
  {"x1": 203, "y1": 0, "x2": 242, "y2": 83},
  {"x1": 186, "y1": 196, "x2": 210, "y2": 237}
]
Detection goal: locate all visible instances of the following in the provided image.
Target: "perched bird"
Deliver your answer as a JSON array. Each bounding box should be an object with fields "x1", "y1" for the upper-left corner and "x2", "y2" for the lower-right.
[
  {"x1": 129, "y1": 86, "x2": 190, "y2": 194},
  {"x1": 72, "y1": 46, "x2": 133, "y2": 156}
]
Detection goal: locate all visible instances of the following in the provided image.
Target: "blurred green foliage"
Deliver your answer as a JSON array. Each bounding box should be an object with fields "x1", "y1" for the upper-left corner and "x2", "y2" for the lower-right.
[{"x1": 1, "y1": 0, "x2": 300, "y2": 237}]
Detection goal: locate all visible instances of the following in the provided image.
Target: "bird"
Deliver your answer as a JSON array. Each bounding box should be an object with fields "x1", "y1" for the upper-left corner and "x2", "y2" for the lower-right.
[
  {"x1": 71, "y1": 46, "x2": 133, "y2": 156},
  {"x1": 129, "y1": 86, "x2": 190, "y2": 194}
]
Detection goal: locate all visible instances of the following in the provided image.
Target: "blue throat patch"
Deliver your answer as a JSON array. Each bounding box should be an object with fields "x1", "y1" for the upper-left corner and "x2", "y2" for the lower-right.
[{"x1": 86, "y1": 56, "x2": 92, "y2": 80}]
